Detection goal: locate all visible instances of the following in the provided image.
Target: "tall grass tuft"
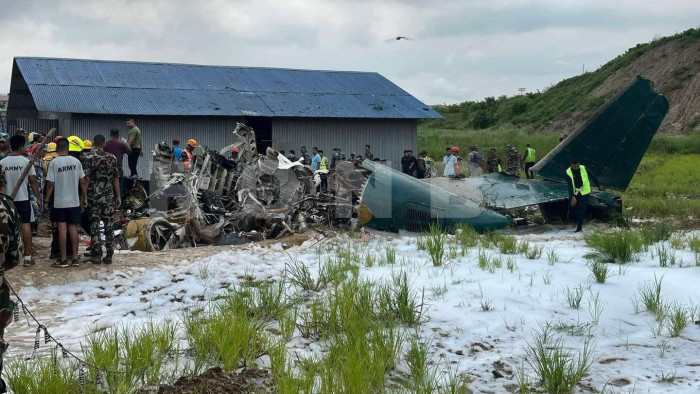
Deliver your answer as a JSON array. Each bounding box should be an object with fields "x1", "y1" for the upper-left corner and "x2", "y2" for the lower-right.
[
  {"x1": 584, "y1": 228, "x2": 643, "y2": 263},
  {"x1": 524, "y1": 324, "x2": 596, "y2": 394},
  {"x1": 639, "y1": 222, "x2": 673, "y2": 245},
  {"x1": 5, "y1": 351, "x2": 79, "y2": 394},
  {"x1": 524, "y1": 244, "x2": 544, "y2": 260},
  {"x1": 563, "y1": 284, "x2": 586, "y2": 309},
  {"x1": 425, "y1": 223, "x2": 447, "y2": 267},
  {"x1": 666, "y1": 303, "x2": 690, "y2": 337},
  {"x1": 637, "y1": 275, "x2": 664, "y2": 314},
  {"x1": 498, "y1": 235, "x2": 518, "y2": 254},
  {"x1": 587, "y1": 261, "x2": 610, "y2": 284}
]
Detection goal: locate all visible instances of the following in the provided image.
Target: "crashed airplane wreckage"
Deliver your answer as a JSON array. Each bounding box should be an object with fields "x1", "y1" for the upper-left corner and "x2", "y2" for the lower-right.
[
  {"x1": 126, "y1": 123, "x2": 510, "y2": 251},
  {"x1": 423, "y1": 76, "x2": 669, "y2": 222}
]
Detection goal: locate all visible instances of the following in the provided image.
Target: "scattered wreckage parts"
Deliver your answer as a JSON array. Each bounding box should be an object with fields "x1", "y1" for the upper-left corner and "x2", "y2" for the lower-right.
[{"x1": 128, "y1": 122, "x2": 516, "y2": 252}]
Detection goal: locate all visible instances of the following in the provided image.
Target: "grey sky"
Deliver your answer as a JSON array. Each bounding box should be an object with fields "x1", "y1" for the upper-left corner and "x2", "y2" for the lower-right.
[{"x1": 1, "y1": 0, "x2": 697, "y2": 104}]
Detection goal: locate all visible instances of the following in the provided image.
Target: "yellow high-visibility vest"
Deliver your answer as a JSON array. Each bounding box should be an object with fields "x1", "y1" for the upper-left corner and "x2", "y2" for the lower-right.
[
  {"x1": 525, "y1": 148, "x2": 536, "y2": 163},
  {"x1": 320, "y1": 156, "x2": 328, "y2": 170},
  {"x1": 566, "y1": 165, "x2": 591, "y2": 196}
]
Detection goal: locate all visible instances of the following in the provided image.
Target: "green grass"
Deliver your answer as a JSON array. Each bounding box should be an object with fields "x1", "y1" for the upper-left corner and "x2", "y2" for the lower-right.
[
  {"x1": 524, "y1": 324, "x2": 596, "y2": 393},
  {"x1": 5, "y1": 351, "x2": 80, "y2": 394},
  {"x1": 423, "y1": 28, "x2": 699, "y2": 132},
  {"x1": 425, "y1": 223, "x2": 447, "y2": 267},
  {"x1": 584, "y1": 228, "x2": 644, "y2": 263}
]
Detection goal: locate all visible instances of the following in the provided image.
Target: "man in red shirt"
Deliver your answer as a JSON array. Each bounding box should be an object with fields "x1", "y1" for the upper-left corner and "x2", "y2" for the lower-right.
[{"x1": 103, "y1": 128, "x2": 131, "y2": 199}]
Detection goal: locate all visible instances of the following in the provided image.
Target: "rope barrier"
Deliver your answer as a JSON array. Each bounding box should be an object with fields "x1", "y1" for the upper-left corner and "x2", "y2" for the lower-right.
[{"x1": 6, "y1": 279, "x2": 151, "y2": 384}]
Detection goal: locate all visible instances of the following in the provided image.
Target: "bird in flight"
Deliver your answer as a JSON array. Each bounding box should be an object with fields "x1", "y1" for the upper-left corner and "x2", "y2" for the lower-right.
[{"x1": 384, "y1": 36, "x2": 413, "y2": 43}]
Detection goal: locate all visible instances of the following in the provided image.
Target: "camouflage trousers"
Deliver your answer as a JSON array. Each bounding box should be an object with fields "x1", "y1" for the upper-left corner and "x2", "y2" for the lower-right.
[
  {"x1": 0, "y1": 277, "x2": 13, "y2": 379},
  {"x1": 89, "y1": 205, "x2": 115, "y2": 257}
]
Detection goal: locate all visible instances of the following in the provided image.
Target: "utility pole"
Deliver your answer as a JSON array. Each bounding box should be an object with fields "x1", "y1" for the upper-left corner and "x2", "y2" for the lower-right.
[{"x1": 518, "y1": 88, "x2": 526, "y2": 95}]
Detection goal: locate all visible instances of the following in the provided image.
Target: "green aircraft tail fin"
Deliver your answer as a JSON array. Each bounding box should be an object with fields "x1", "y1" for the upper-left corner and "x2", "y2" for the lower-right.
[{"x1": 532, "y1": 76, "x2": 669, "y2": 191}]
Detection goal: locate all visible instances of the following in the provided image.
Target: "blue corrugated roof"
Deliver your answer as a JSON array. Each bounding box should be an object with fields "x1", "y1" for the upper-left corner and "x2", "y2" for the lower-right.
[{"x1": 13, "y1": 57, "x2": 442, "y2": 119}]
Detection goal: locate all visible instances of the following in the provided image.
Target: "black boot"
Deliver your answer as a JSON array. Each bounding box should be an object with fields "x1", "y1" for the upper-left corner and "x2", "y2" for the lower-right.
[
  {"x1": 574, "y1": 225, "x2": 583, "y2": 233},
  {"x1": 31, "y1": 221, "x2": 38, "y2": 237}
]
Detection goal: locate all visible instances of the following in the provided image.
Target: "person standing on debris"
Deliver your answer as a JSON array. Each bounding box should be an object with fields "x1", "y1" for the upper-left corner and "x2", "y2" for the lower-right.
[
  {"x1": 104, "y1": 129, "x2": 131, "y2": 196},
  {"x1": 0, "y1": 135, "x2": 42, "y2": 267},
  {"x1": 286, "y1": 150, "x2": 297, "y2": 161},
  {"x1": 401, "y1": 150, "x2": 416, "y2": 176},
  {"x1": 364, "y1": 145, "x2": 374, "y2": 161},
  {"x1": 181, "y1": 139, "x2": 197, "y2": 171},
  {"x1": 172, "y1": 139, "x2": 182, "y2": 162},
  {"x1": 522, "y1": 143, "x2": 536, "y2": 179},
  {"x1": 443, "y1": 147, "x2": 456, "y2": 177},
  {"x1": 45, "y1": 138, "x2": 87, "y2": 267},
  {"x1": 318, "y1": 150, "x2": 328, "y2": 192},
  {"x1": 566, "y1": 160, "x2": 604, "y2": 232},
  {"x1": 84, "y1": 134, "x2": 120, "y2": 264},
  {"x1": 0, "y1": 133, "x2": 9, "y2": 161},
  {"x1": 300, "y1": 146, "x2": 310, "y2": 165},
  {"x1": 311, "y1": 147, "x2": 321, "y2": 170},
  {"x1": 505, "y1": 145, "x2": 521, "y2": 176},
  {"x1": 486, "y1": 148, "x2": 502, "y2": 173},
  {"x1": 125, "y1": 118, "x2": 142, "y2": 177}
]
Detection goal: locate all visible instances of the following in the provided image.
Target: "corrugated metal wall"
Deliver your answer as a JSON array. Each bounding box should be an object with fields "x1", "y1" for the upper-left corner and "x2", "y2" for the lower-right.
[
  {"x1": 272, "y1": 118, "x2": 417, "y2": 169},
  {"x1": 70, "y1": 115, "x2": 242, "y2": 176}
]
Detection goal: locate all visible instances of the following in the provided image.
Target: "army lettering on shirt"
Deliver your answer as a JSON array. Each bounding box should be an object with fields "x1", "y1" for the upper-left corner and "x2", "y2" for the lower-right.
[
  {"x1": 0, "y1": 155, "x2": 36, "y2": 202},
  {"x1": 47, "y1": 155, "x2": 84, "y2": 209}
]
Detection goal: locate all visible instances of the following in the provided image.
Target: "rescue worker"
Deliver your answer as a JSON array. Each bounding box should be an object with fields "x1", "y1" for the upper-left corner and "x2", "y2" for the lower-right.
[
  {"x1": 319, "y1": 150, "x2": 328, "y2": 192},
  {"x1": 486, "y1": 148, "x2": 502, "y2": 173},
  {"x1": 310, "y1": 147, "x2": 321, "y2": 170},
  {"x1": 330, "y1": 148, "x2": 345, "y2": 169},
  {"x1": 443, "y1": 147, "x2": 456, "y2": 177},
  {"x1": 0, "y1": 135, "x2": 42, "y2": 267},
  {"x1": 468, "y1": 146, "x2": 484, "y2": 177},
  {"x1": 286, "y1": 150, "x2": 297, "y2": 161},
  {"x1": 43, "y1": 142, "x2": 58, "y2": 174},
  {"x1": 523, "y1": 143, "x2": 536, "y2": 179},
  {"x1": 415, "y1": 151, "x2": 427, "y2": 179},
  {"x1": 364, "y1": 145, "x2": 374, "y2": 161},
  {"x1": 84, "y1": 134, "x2": 121, "y2": 264},
  {"x1": 0, "y1": 134, "x2": 9, "y2": 161},
  {"x1": 29, "y1": 144, "x2": 47, "y2": 236},
  {"x1": 401, "y1": 150, "x2": 416, "y2": 176},
  {"x1": 45, "y1": 137, "x2": 87, "y2": 267},
  {"x1": 566, "y1": 160, "x2": 604, "y2": 232},
  {"x1": 49, "y1": 136, "x2": 84, "y2": 261},
  {"x1": 505, "y1": 145, "x2": 521, "y2": 176},
  {"x1": 0, "y1": 180, "x2": 23, "y2": 392},
  {"x1": 83, "y1": 140, "x2": 93, "y2": 154},
  {"x1": 181, "y1": 139, "x2": 196, "y2": 171},
  {"x1": 125, "y1": 118, "x2": 142, "y2": 177},
  {"x1": 300, "y1": 146, "x2": 310, "y2": 165},
  {"x1": 172, "y1": 139, "x2": 182, "y2": 162}
]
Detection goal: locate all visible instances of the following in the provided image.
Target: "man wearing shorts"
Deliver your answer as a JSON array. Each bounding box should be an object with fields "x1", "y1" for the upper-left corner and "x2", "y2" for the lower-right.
[
  {"x1": 0, "y1": 135, "x2": 42, "y2": 267},
  {"x1": 44, "y1": 138, "x2": 87, "y2": 267}
]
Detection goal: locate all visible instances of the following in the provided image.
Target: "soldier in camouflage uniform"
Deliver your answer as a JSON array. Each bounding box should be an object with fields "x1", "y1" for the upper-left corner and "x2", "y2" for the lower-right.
[
  {"x1": 0, "y1": 134, "x2": 9, "y2": 161},
  {"x1": 299, "y1": 145, "x2": 311, "y2": 165},
  {"x1": 486, "y1": 148, "x2": 502, "y2": 173},
  {"x1": 505, "y1": 145, "x2": 522, "y2": 176},
  {"x1": 0, "y1": 171, "x2": 23, "y2": 392},
  {"x1": 83, "y1": 135, "x2": 121, "y2": 264}
]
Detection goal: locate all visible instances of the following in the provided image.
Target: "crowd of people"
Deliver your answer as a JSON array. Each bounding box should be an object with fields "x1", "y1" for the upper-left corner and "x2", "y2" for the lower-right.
[
  {"x1": 439, "y1": 144, "x2": 538, "y2": 179},
  {"x1": 0, "y1": 123, "x2": 134, "y2": 268}
]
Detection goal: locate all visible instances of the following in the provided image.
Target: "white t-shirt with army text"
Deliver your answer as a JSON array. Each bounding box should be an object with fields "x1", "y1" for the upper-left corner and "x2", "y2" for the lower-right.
[
  {"x1": 0, "y1": 155, "x2": 35, "y2": 202},
  {"x1": 47, "y1": 155, "x2": 84, "y2": 208}
]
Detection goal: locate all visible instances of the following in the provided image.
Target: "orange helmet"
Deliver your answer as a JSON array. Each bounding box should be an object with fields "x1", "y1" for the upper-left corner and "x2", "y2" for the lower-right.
[{"x1": 187, "y1": 139, "x2": 197, "y2": 147}]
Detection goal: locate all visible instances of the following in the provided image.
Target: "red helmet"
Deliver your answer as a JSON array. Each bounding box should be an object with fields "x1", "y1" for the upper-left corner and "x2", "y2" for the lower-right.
[{"x1": 451, "y1": 146, "x2": 459, "y2": 153}]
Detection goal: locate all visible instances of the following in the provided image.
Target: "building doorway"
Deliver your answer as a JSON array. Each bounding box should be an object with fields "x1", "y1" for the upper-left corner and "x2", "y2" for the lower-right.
[{"x1": 244, "y1": 117, "x2": 272, "y2": 153}]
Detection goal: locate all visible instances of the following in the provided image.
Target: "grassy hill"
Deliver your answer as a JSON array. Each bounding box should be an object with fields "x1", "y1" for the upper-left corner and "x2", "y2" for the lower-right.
[{"x1": 423, "y1": 28, "x2": 700, "y2": 134}]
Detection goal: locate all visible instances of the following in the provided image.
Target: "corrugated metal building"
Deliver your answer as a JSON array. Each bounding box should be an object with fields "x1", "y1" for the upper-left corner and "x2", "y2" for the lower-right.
[{"x1": 6, "y1": 57, "x2": 441, "y2": 175}]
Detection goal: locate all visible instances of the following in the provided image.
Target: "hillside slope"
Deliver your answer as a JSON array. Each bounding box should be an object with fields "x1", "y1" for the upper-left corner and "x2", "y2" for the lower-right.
[{"x1": 428, "y1": 28, "x2": 700, "y2": 134}]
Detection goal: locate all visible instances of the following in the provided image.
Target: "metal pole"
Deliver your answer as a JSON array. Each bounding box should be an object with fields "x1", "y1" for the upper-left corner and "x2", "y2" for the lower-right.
[{"x1": 9, "y1": 128, "x2": 56, "y2": 199}]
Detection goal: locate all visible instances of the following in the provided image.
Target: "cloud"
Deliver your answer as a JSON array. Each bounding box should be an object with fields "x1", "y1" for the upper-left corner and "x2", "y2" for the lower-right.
[{"x1": 1, "y1": 0, "x2": 698, "y2": 105}]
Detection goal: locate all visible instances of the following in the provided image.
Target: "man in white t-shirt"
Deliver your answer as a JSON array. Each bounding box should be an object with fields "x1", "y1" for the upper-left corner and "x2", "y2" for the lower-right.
[
  {"x1": 443, "y1": 147, "x2": 457, "y2": 177},
  {"x1": 44, "y1": 138, "x2": 87, "y2": 267},
  {"x1": 0, "y1": 135, "x2": 42, "y2": 267}
]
